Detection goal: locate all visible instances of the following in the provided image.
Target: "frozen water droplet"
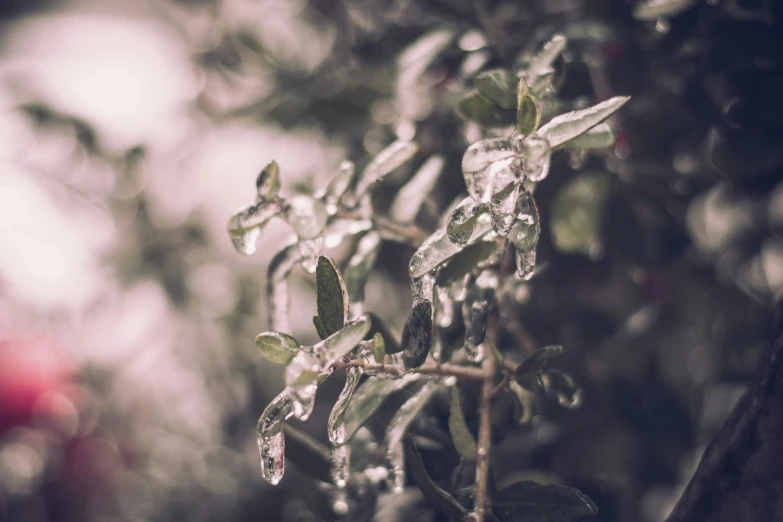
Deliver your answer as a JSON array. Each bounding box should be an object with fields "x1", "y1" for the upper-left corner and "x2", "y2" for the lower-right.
[
  {"x1": 256, "y1": 160, "x2": 281, "y2": 200},
  {"x1": 228, "y1": 201, "x2": 281, "y2": 255},
  {"x1": 508, "y1": 191, "x2": 540, "y2": 253},
  {"x1": 286, "y1": 351, "x2": 322, "y2": 389},
  {"x1": 490, "y1": 181, "x2": 521, "y2": 236},
  {"x1": 257, "y1": 390, "x2": 295, "y2": 484},
  {"x1": 331, "y1": 444, "x2": 351, "y2": 489},
  {"x1": 462, "y1": 270, "x2": 497, "y2": 361},
  {"x1": 516, "y1": 248, "x2": 536, "y2": 280},
  {"x1": 299, "y1": 237, "x2": 323, "y2": 274},
  {"x1": 447, "y1": 199, "x2": 488, "y2": 246},
  {"x1": 285, "y1": 196, "x2": 328, "y2": 240},
  {"x1": 291, "y1": 383, "x2": 318, "y2": 421},
  {"x1": 328, "y1": 366, "x2": 362, "y2": 445},
  {"x1": 516, "y1": 135, "x2": 551, "y2": 182}
]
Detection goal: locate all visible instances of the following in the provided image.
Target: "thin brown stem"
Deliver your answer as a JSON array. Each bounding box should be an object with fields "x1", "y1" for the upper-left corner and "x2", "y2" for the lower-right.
[
  {"x1": 474, "y1": 341, "x2": 497, "y2": 522},
  {"x1": 337, "y1": 209, "x2": 428, "y2": 245},
  {"x1": 333, "y1": 359, "x2": 486, "y2": 381}
]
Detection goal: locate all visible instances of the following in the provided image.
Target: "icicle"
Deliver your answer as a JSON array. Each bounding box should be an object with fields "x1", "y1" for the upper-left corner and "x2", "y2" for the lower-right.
[
  {"x1": 384, "y1": 381, "x2": 439, "y2": 492},
  {"x1": 355, "y1": 140, "x2": 419, "y2": 198},
  {"x1": 284, "y1": 195, "x2": 328, "y2": 240},
  {"x1": 256, "y1": 160, "x2": 281, "y2": 201},
  {"x1": 490, "y1": 181, "x2": 521, "y2": 236},
  {"x1": 446, "y1": 199, "x2": 488, "y2": 246},
  {"x1": 267, "y1": 242, "x2": 303, "y2": 332},
  {"x1": 228, "y1": 201, "x2": 281, "y2": 255},
  {"x1": 344, "y1": 232, "x2": 382, "y2": 317},
  {"x1": 257, "y1": 389, "x2": 295, "y2": 484},
  {"x1": 462, "y1": 270, "x2": 498, "y2": 362},
  {"x1": 515, "y1": 248, "x2": 536, "y2": 280},
  {"x1": 409, "y1": 214, "x2": 493, "y2": 279},
  {"x1": 299, "y1": 237, "x2": 323, "y2": 274},
  {"x1": 389, "y1": 155, "x2": 444, "y2": 224},
  {"x1": 516, "y1": 135, "x2": 551, "y2": 182},
  {"x1": 324, "y1": 161, "x2": 355, "y2": 214},
  {"x1": 328, "y1": 366, "x2": 363, "y2": 445}
]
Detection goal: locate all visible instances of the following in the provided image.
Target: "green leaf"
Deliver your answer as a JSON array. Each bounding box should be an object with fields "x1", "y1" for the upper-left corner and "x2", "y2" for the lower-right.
[
  {"x1": 366, "y1": 312, "x2": 402, "y2": 354},
  {"x1": 564, "y1": 122, "x2": 616, "y2": 150},
  {"x1": 404, "y1": 435, "x2": 470, "y2": 519},
  {"x1": 446, "y1": 201, "x2": 488, "y2": 246},
  {"x1": 508, "y1": 381, "x2": 534, "y2": 424},
  {"x1": 543, "y1": 369, "x2": 583, "y2": 409},
  {"x1": 255, "y1": 331, "x2": 300, "y2": 365},
  {"x1": 537, "y1": 96, "x2": 630, "y2": 149},
  {"x1": 448, "y1": 387, "x2": 477, "y2": 458},
  {"x1": 316, "y1": 256, "x2": 349, "y2": 337},
  {"x1": 458, "y1": 91, "x2": 517, "y2": 127},
  {"x1": 475, "y1": 69, "x2": 519, "y2": 109},
  {"x1": 256, "y1": 159, "x2": 281, "y2": 200},
  {"x1": 435, "y1": 240, "x2": 501, "y2": 286},
  {"x1": 313, "y1": 315, "x2": 329, "y2": 340},
  {"x1": 550, "y1": 173, "x2": 609, "y2": 255},
  {"x1": 340, "y1": 374, "x2": 421, "y2": 443},
  {"x1": 401, "y1": 300, "x2": 433, "y2": 369},
  {"x1": 282, "y1": 424, "x2": 334, "y2": 484},
  {"x1": 492, "y1": 480, "x2": 597, "y2": 522},
  {"x1": 514, "y1": 345, "x2": 563, "y2": 392},
  {"x1": 371, "y1": 332, "x2": 385, "y2": 363},
  {"x1": 517, "y1": 94, "x2": 540, "y2": 135}
]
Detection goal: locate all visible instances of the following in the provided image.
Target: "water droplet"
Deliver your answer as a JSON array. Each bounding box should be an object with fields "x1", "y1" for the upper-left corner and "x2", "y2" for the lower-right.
[
  {"x1": 508, "y1": 191, "x2": 540, "y2": 253},
  {"x1": 331, "y1": 444, "x2": 351, "y2": 490},
  {"x1": 285, "y1": 195, "x2": 328, "y2": 240},
  {"x1": 447, "y1": 200, "x2": 488, "y2": 245}
]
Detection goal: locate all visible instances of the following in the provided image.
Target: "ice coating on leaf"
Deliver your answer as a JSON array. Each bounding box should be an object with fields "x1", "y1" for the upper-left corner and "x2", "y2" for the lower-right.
[
  {"x1": 331, "y1": 444, "x2": 351, "y2": 489},
  {"x1": 316, "y1": 256, "x2": 349, "y2": 336},
  {"x1": 324, "y1": 161, "x2": 355, "y2": 212},
  {"x1": 257, "y1": 389, "x2": 295, "y2": 484},
  {"x1": 285, "y1": 195, "x2": 328, "y2": 240},
  {"x1": 355, "y1": 140, "x2": 419, "y2": 197},
  {"x1": 267, "y1": 242, "x2": 303, "y2": 331},
  {"x1": 518, "y1": 135, "x2": 551, "y2": 182},
  {"x1": 228, "y1": 201, "x2": 281, "y2": 255},
  {"x1": 256, "y1": 160, "x2": 281, "y2": 201},
  {"x1": 435, "y1": 284, "x2": 454, "y2": 328},
  {"x1": 345, "y1": 232, "x2": 381, "y2": 316},
  {"x1": 461, "y1": 138, "x2": 515, "y2": 175},
  {"x1": 321, "y1": 315, "x2": 372, "y2": 366},
  {"x1": 256, "y1": 331, "x2": 300, "y2": 365},
  {"x1": 389, "y1": 155, "x2": 444, "y2": 223},
  {"x1": 285, "y1": 350, "x2": 323, "y2": 389},
  {"x1": 564, "y1": 122, "x2": 616, "y2": 150},
  {"x1": 410, "y1": 271, "x2": 435, "y2": 303},
  {"x1": 516, "y1": 248, "x2": 536, "y2": 280},
  {"x1": 409, "y1": 213, "x2": 493, "y2": 278},
  {"x1": 299, "y1": 237, "x2": 323, "y2": 274},
  {"x1": 401, "y1": 300, "x2": 433, "y2": 369},
  {"x1": 633, "y1": 0, "x2": 697, "y2": 20},
  {"x1": 322, "y1": 218, "x2": 373, "y2": 249},
  {"x1": 340, "y1": 374, "x2": 421, "y2": 444},
  {"x1": 537, "y1": 96, "x2": 630, "y2": 149},
  {"x1": 463, "y1": 270, "x2": 498, "y2": 361},
  {"x1": 525, "y1": 34, "x2": 567, "y2": 81},
  {"x1": 490, "y1": 181, "x2": 521, "y2": 236},
  {"x1": 385, "y1": 381, "x2": 439, "y2": 492},
  {"x1": 477, "y1": 156, "x2": 522, "y2": 203},
  {"x1": 290, "y1": 383, "x2": 318, "y2": 421},
  {"x1": 509, "y1": 191, "x2": 540, "y2": 253},
  {"x1": 328, "y1": 366, "x2": 363, "y2": 445},
  {"x1": 447, "y1": 199, "x2": 488, "y2": 246}
]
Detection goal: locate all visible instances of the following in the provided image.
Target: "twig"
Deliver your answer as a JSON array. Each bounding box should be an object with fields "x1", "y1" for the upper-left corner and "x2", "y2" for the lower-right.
[
  {"x1": 333, "y1": 359, "x2": 486, "y2": 381},
  {"x1": 337, "y1": 209, "x2": 428, "y2": 246},
  {"x1": 474, "y1": 334, "x2": 497, "y2": 522}
]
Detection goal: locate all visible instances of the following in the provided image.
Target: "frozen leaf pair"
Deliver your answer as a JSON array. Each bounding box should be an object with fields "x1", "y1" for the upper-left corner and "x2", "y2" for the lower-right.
[{"x1": 512, "y1": 345, "x2": 582, "y2": 409}]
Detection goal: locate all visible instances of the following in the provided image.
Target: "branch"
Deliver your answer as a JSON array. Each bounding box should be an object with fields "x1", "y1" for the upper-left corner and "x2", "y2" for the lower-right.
[
  {"x1": 333, "y1": 359, "x2": 487, "y2": 381},
  {"x1": 474, "y1": 321, "x2": 498, "y2": 522},
  {"x1": 337, "y1": 209, "x2": 428, "y2": 245}
]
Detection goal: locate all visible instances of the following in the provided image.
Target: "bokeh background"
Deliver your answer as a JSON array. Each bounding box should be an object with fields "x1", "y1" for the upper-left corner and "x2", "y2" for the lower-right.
[{"x1": 0, "y1": 0, "x2": 781, "y2": 521}]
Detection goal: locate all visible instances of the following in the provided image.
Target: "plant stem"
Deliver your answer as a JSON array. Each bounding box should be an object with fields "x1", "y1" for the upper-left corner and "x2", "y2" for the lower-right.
[
  {"x1": 474, "y1": 339, "x2": 497, "y2": 522},
  {"x1": 333, "y1": 359, "x2": 486, "y2": 381},
  {"x1": 337, "y1": 209, "x2": 427, "y2": 245}
]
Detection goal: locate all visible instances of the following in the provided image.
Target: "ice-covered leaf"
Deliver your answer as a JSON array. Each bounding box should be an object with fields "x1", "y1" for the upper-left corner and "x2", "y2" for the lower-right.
[
  {"x1": 404, "y1": 436, "x2": 470, "y2": 519},
  {"x1": 256, "y1": 159, "x2": 281, "y2": 200},
  {"x1": 492, "y1": 480, "x2": 597, "y2": 522},
  {"x1": 316, "y1": 256, "x2": 349, "y2": 337},
  {"x1": 282, "y1": 424, "x2": 333, "y2": 484},
  {"x1": 633, "y1": 0, "x2": 698, "y2": 20},
  {"x1": 447, "y1": 199, "x2": 488, "y2": 245},
  {"x1": 514, "y1": 345, "x2": 562, "y2": 392},
  {"x1": 285, "y1": 351, "x2": 323, "y2": 389},
  {"x1": 564, "y1": 122, "x2": 616, "y2": 150},
  {"x1": 524, "y1": 34, "x2": 568, "y2": 81},
  {"x1": 508, "y1": 381, "x2": 534, "y2": 424},
  {"x1": 389, "y1": 155, "x2": 444, "y2": 223},
  {"x1": 462, "y1": 137, "x2": 515, "y2": 175},
  {"x1": 284, "y1": 195, "x2": 328, "y2": 240},
  {"x1": 345, "y1": 232, "x2": 381, "y2": 313},
  {"x1": 537, "y1": 96, "x2": 629, "y2": 149},
  {"x1": 518, "y1": 135, "x2": 551, "y2": 182},
  {"x1": 509, "y1": 191, "x2": 540, "y2": 253},
  {"x1": 321, "y1": 315, "x2": 372, "y2": 366},
  {"x1": 355, "y1": 140, "x2": 419, "y2": 197},
  {"x1": 515, "y1": 249, "x2": 536, "y2": 281},
  {"x1": 448, "y1": 387, "x2": 477, "y2": 458},
  {"x1": 401, "y1": 300, "x2": 433, "y2": 369},
  {"x1": 543, "y1": 369, "x2": 583, "y2": 409},
  {"x1": 458, "y1": 91, "x2": 516, "y2": 127},
  {"x1": 409, "y1": 215, "x2": 493, "y2": 278},
  {"x1": 328, "y1": 366, "x2": 363, "y2": 445},
  {"x1": 472, "y1": 156, "x2": 522, "y2": 204},
  {"x1": 257, "y1": 389, "x2": 295, "y2": 484},
  {"x1": 371, "y1": 333, "x2": 386, "y2": 363},
  {"x1": 475, "y1": 69, "x2": 519, "y2": 109},
  {"x1": 313, "y1": 316, "x2": 329, "y2": 340},
  {"x1": 491, "y1": 181, "x2": 521, "y2": 236},
  {"x1": 256, "y1": 331, "x2": 300, "y2": 365},
  {"x1": 435, "y1": 240, "x2": 502, "y2": 286},
  {"x1": 324, "y1": 160, "x2": 355, "y2": 210},
  {"x1": 267, "y1": 242, "x2": 303, "y2": 331},
  {"x1": 550, "y1": 173, "x2": 609, "y2": 255},
  {"x1": 463, "y1": 270, "x2": 498, "y2": 360},
  {"x1": 517, "y1": 94, "x2": 539, "y2": 135},
  {"x1": 337, "y1": 373, "x2": 420, "y2": 445},
  {"x1": 366, "y1": 312, "x2": 402, "y2": 354},
  {"x1": 228, "y1": 201, "x2": 281, "y2": 255},
  {"x1": 386, "y1": 381, "x2": 439, "y2": 491}
]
